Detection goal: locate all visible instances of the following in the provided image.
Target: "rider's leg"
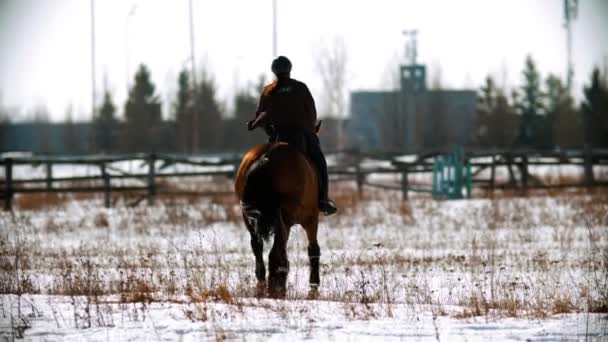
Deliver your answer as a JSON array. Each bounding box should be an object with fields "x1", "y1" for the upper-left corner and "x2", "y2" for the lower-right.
[{"x1": 305, "y1": 133, "x2": 337, "y2": 215}]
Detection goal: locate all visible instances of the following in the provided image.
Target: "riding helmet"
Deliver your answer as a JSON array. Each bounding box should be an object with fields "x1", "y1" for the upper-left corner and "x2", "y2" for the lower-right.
[{"x1": 271, "y1": 56, "x2": 292, "y2": 76}]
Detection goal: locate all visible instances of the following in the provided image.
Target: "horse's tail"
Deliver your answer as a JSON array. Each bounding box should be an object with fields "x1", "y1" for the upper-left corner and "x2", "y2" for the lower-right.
[{"x1": 241, "y1": 153, "x2": 282, "y2": 241}]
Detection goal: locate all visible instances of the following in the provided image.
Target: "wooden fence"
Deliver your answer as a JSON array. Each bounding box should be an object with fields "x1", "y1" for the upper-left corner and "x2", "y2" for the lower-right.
[{"x1": 1, "y1": 148, "x2": 608, "y2": 210}]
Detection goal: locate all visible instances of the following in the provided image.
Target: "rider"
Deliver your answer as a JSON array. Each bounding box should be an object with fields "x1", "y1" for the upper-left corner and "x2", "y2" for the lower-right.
[{"x1": 247, "y1": 56, "x2": 337, "y2": 216}]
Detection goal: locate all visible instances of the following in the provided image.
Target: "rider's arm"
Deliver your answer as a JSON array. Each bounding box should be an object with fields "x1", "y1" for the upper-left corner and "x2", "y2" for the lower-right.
[{"x1": 302, "y1": 83, "x2": 317, "y2": 124}]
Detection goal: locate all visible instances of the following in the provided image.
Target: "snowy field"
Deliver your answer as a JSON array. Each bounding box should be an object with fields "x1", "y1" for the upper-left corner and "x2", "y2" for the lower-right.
[{"x1": 1, "y1": 180, "x2": 607, "y2": 341}]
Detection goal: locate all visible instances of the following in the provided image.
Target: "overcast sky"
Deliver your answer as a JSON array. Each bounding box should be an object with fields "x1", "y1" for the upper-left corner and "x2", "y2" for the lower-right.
[{"x1": 0, "y1": 0, "x2": 607, "y2": 121}]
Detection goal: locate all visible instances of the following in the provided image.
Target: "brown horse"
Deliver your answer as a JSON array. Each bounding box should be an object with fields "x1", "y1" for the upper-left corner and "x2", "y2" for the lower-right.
[{"x1": 234, "y1": 141, "x2": 321, "y2": 298}]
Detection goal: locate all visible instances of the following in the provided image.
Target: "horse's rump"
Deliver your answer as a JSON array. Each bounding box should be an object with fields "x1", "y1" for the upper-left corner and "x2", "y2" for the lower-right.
[{"x1": 235, "y1": 143, "x2": 318, "y2": 240}]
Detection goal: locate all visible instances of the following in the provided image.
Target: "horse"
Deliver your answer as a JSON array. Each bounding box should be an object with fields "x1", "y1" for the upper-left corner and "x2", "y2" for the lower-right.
[{"x1": 234, "y1": 133, "x2": 321, "y2": 298}]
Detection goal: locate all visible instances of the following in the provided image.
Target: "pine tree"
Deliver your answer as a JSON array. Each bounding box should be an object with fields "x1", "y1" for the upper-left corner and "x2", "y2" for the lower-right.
[
  {"x1": 493, "y1": 91, "x2": 518, "y2": 148},
  {"x1": 95, "y1": 89, "x2": 118, "y2": 153},
  {"x1": 581, "y1": 67, "x2": 608, "y2": 147},
  {"x1": 475, "y1": 76, "x2": 518, "y2": 148},
  {"x1": 32, "y1": 106, "x2": 51, "y2": 154},
  {"x1": 174, "y1": 69, "x2": 192, "y2": 153},
  {"x1": 63, "y1": 106, "x2": 80, "y2": 154},
  {"x1": 193, "y1": 70, "x2": 223, "y2": 151},
  {"x1": 124, "y1": 64, "x2": 162, "y2": 152},
  {"x1": 545, "y1": 74, "x2": 581, "y2": 147},
  {"x1": 232, "y1": 76, "x2": 264, "y2": 148},
  {"x1": 515, "y1": 55, "x2": 545, "y2": 147},
  {"x1": 234, "y1": 87, "x2": 258, "y2": 123},
  {"x1": 475, "y1": 76, "x2": 497, "y2": 146}
]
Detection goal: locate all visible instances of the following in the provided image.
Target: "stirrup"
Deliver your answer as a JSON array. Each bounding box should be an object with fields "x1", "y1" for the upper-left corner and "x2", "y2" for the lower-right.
[{"x1": 319, "y1": 199, "x2": 337, "y2": 216}]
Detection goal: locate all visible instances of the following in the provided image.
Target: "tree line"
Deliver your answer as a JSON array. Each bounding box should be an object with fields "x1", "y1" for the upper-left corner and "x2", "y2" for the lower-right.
[
  {"x1": 474, "y1": 55, "x2": 608, "y2": 150},
  {"x1": 92, "y1": 64, "x2": 267, "y2": 154},
  {"x1": 1, "y1": 55, "x2": 607, "y2": 154}
]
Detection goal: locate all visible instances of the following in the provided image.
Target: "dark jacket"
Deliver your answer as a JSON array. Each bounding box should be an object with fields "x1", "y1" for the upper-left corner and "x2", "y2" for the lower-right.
[{"x1": 255, "y1": 77, "x2": 317, "y2": 134}]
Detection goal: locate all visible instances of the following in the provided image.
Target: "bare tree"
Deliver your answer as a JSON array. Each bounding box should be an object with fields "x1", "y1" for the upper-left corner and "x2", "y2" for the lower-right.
[
  {"x1": 315, "y1": 37, "x2": 349, "y2": 149},
  {"x1": 380, "y1": 52, "x2": 402, "y2": 90},
  {"x1": 31, "y1": 106, "x2": 51, "y2": 154}
]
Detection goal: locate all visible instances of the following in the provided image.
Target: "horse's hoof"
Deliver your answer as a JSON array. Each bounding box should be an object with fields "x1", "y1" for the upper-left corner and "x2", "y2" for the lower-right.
[
  {"x1": 256, "y1": 281, "x2": 267, "y2": 298},
  {"x1": 268, "y1": 286, "x2": 287, "y2": 299},
  {"x1": 307, "y1": 287, "x2": 319, "y2": 300}
]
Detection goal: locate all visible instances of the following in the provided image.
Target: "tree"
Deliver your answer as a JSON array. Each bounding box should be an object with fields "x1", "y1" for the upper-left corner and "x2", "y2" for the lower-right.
[
  {"x1": 475, "y1": 76, "x2": 498, "y2": 146},
  {"x1": 123, "y1": 64, "x2": 162, "y2": 152},
  {"x1": 193, "y1": 69, "x2": 223, "y2": 151},
  {"x1": 31, "y1": 106, "x2": 51, "y2": 154},
  {"x1": 173, "y1": 69, "x2": 192, "y2": 153},
  {"x1": 515, "y1": 55, "x2": 545, "y2": 147},
  {"x1": 581, "y1": 67, "x2": 608, "y2": 147},
  {"x1": 63, "y1": 106, "x2": 80, "y2": 154},
  {"x1": 315, "y1": 37, "x2": 349, "y2": 149},
  {"x1": 544, "y1": 74, "x2": 582, "y2": 148},
  {"x1": 229, "y1": 75, "x2": 267, "y2": 149},
  {"x1": 94, "y1": 89, "x2": 118, "y2": 153},
  {"x1": 475, "y1": 76, "x2": 519, "y2": 149}
]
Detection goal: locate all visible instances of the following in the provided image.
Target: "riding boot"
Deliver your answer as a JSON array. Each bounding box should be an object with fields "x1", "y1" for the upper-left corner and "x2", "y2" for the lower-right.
[{"x1": 305, "y1": 133, "x2": 337, "y2": 216}]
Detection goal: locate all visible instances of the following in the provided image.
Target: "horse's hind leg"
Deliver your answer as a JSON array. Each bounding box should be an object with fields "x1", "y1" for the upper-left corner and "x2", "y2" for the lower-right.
[
  {"x1": 268, "y1": 213, "x2": 290, "y2": 298},
  {"x1": 243, "y1": 211, "x2": 266, "y2": 296},
  {"x1": 303, "y1": 216, "x2": 321, "y2": 297},
  {"x1": 249, "y1": 231, "x2": 266, "y2": 296}
]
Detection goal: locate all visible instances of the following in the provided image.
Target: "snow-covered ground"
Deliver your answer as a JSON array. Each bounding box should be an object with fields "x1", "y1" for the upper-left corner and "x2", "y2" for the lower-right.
[
  {"x1": 2, "y1": 295, "x2": 605, "y2": 341},
  {"x1": 1, "y1": 182, "x2": 607, "y2": 341}
]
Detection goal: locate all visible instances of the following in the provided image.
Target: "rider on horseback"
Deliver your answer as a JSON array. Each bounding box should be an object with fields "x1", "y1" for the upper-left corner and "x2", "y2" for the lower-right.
[{"x1": 247, "y1": 56, "x2": 337, "y2": 216}]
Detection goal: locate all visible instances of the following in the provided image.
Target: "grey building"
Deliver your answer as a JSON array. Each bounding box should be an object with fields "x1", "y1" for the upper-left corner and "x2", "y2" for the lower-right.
[{"x1": 349, "y1": 64, "x2": 477, "y2": 152}]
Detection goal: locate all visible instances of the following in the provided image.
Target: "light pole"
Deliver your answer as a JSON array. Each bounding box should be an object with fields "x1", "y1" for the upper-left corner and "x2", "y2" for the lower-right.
[
  {"x1": 189, "y1": 0, "x2": 199, "y2": 153},
  {"x1": 90, "y1": 0, "x2": 96, "y2": 121},
  {"x1": 125, "y1": 4, "x2": 137, "y2": 92},
  {"x1": 563, "y1": 0, "x2": 578, "y2": 94},
  {"x1": 272, "y1": 0, "x2": 277, "y2": 57}
]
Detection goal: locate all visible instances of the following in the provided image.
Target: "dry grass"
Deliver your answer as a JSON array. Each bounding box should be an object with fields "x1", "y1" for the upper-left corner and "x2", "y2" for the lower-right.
[
  {"x1": 15, "y1": 192, "x2": 94, "y2": 210},
  {"x1": 1, "y1": 182, "x2": 606, "y2": 331}
]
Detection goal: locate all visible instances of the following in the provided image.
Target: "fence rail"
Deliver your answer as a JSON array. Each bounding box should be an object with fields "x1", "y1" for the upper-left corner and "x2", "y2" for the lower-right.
[{"x1": 2, "y1": 148, "x2": 608, "y2": 210}]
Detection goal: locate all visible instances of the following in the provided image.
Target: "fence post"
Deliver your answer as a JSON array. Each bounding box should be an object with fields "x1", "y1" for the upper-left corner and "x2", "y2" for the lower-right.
[
  {"x1": 489, "y1": 155, "x2": 496, "y2": 190},
  {"x1": 45, "y1": 161, "x2": 53, "y2": 190},
  {"x1": 506, "y1": 152, "x2": 516, "y2": 186},
  {"x1": 100, "y1": 162, "x2": 111, "y2": 208},
  {"x1": 521, "y1": 154, "x2": 528, "y2": 192},
  {"x1": 355, "y1": 163, "x2": 363, "y2": 198},
  {"x1": 584, "y1": 144, "x2": 594, "y2": 187},
  {"x1": 4, "y1": 158, "x2": 13, "y2": 211},
  {"x1": 401, "y1": 166, "x2": 409, "y2": 201},
  {"x1": 147, "y1": 154, "x2": 156, "y2": 205}
]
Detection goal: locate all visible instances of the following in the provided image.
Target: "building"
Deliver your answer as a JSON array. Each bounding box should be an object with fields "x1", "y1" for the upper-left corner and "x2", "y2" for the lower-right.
[{"x1": 349, "y1": 63, "x2": 477, "y2": 152}]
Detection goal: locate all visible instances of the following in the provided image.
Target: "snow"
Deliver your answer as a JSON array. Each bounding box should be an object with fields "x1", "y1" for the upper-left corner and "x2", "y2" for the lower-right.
[
  {"x1": 2, "y1": 295, "x2": 606, "y2": 341},
  {"x1": 1, "y1": 174, "x2": 607, "y2": 340}
]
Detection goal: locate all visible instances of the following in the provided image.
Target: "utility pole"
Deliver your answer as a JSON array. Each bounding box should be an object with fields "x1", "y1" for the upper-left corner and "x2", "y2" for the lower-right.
[
  {"x1": 563, "y1": 0, "x2": 578, "y2": 93},
  {"x1": 91, "y1": 0, "x2": 97, "y2": 121},
  {"x1": 272, "y1": 0, "x2": 277, "y2": 57},
  {"x1": 189, "y1": 0, "x2": 199, "y2": 153},
  {"x1": 125, "y1": 4, "x2": 137, "y2": 92}
]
